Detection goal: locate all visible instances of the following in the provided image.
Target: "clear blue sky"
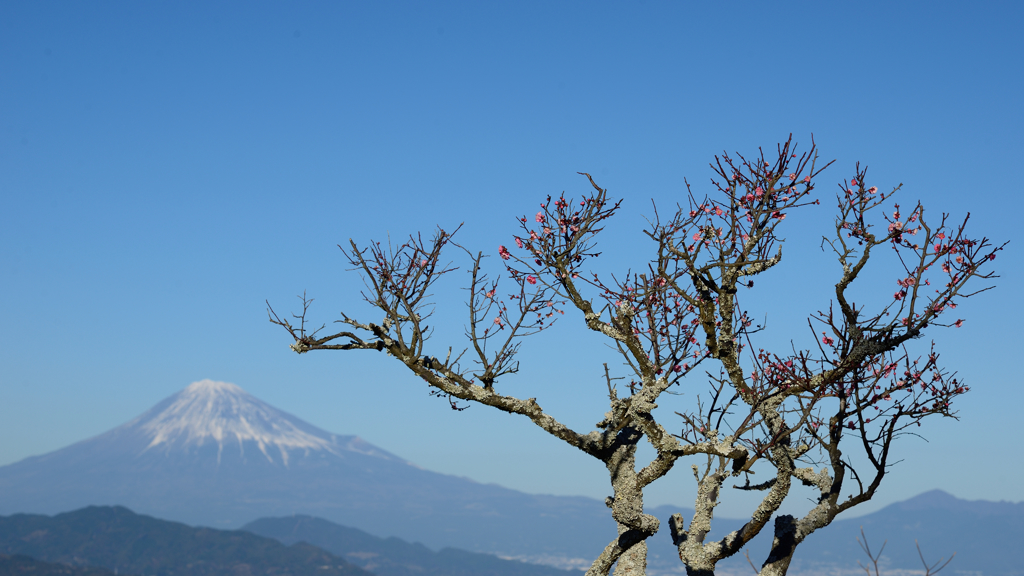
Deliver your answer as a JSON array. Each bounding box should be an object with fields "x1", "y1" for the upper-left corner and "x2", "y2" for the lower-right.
[{"x1": 1, "y1": 1, "x2": 1021, "y2": 520}]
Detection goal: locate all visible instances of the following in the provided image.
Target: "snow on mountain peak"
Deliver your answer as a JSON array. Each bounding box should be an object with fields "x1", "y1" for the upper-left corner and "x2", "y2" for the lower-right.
[
  {"x1": 183, "y1": 379, "x2": 245, "y2": 395},
  {"x1": 139, "y1": 379, "x2": 337, "y2": 465}
]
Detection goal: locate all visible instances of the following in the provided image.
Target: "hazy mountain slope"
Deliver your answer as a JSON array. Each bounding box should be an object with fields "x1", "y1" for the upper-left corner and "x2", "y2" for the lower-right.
[
  {"x1": 0, "y1": 506, "x2": 370, "y2": 576},
  {"x1": 779, "y1": 489, "x2": 1024, "y2": 576},
  {"x1": 642, "y1": 491, "x2": 1021, "y2": 576},
  {"x1": 243, "y1": 515, "x2": 581, "y2": 576}
]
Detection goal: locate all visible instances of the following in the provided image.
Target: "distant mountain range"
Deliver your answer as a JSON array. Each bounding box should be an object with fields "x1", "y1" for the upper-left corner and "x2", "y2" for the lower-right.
[
  {"x1": 0, "y1": 380, "x2": 1019, "y2": 575},
  {"x1": 637, "y1": 489, "x2": 1024, "y2": 576},
  {"x1": 0, "y1": 506, "x2": 577, "y2": 576},
  {"x1": 246, "y1": 493, "x2": 1023, "y2": 576},
  {"x1": 0, "y1": 506, "x2": 370, "y2": 576}
]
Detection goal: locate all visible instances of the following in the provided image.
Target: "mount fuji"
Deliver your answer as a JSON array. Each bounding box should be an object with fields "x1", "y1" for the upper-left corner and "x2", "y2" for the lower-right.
[{"x1": 0, "y1": 380, "x2": 617, "y2": 564}]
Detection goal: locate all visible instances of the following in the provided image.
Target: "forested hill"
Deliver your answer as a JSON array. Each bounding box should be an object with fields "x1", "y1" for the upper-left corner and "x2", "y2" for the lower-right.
[
  {"x1": 0, "y1": 554, "x2": 118, "y2": 576},
  {"x1": 0, "y1": 506, "x2": 370, "y2": 576}
]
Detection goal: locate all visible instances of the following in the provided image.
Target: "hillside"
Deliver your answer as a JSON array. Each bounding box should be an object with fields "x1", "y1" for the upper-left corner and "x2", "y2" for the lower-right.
[
  {"x1": 0, "y1": 555, "x2": 118, "y2": 576},
  {"x1": 0, "y1": 506, "x2": 370, "y2": 576}
]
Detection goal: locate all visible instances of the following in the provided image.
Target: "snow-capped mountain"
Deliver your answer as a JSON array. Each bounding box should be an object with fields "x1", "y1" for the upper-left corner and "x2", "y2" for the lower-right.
[
  {"x1": 131, "y1": 380, "x2": 383, "y2": 465},
  {"x1": 0, "y1": 380, "x2": 614, "y2": 563}
]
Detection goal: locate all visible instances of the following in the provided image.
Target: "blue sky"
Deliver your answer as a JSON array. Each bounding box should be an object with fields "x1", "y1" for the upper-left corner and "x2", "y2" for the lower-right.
[{"x1": 1, "y1": 1, "x2": 1021, "y2": 520}]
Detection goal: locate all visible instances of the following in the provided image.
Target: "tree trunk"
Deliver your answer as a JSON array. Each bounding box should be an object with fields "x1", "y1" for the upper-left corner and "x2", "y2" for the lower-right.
[
  {"x1": 613, "y1": 535, "x2": 647, "y2": 576},
  {"x1": 758, "y1": 514, "x2": 797, "y2": 576}
]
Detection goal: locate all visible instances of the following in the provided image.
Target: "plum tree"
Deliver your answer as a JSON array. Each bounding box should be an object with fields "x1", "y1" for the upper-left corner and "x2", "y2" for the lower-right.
[{"x1": 268, "y1": 136, "x2": 1003, "y2": 576}]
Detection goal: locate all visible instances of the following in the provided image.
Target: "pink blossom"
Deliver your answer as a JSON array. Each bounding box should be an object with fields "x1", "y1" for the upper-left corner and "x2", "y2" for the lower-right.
[
  {"x1": 822, "y1": 334, "x2": 835, "y2": 346},
  {"x1": 803, "y1": 176, "x2": 811, "y2": 183},
  {"x1": 894, "y1": 291, "x2": 905, "y2": 300},
  {"x1": 988, "y1": 253, "x2": 997, "y2": 260},
  {"x1": 515, "y1": 237, "x2": 524, "y2": 249},
  {"x1": 494, "y1": 317, "x2": 504, "y2": 328},
  {"x1": 867, "y1": 186, "x2": 878, "y2": 194},
  {"x1": 755, "y1": 186, "x2": 764, "y2": 197},
  {"x1": 956, "y1": 256, "x2": 964, "y2": 264},
  {"x1": 526, "y1": 275, "x2": 537, "y2": 285},
  {"x1": 715, "y1": 207, "x2": 723, "y2": 216},
  {"x1": 954, "y1": 319, "x2": 963, "y2": 328},
  {"x1": 535, "y1": 212, "x2": 544, "y2": 223},
  {"x1": 486, "y1": 289, "x2": 496, "y2": 298},
  {"x1": 788, "y1": 173, "x2": 796, "y2": 180},
  {"x1": 673, "y1": 364, "x2": 682, "y2": 373},
  {"x1": 543, "y1": 227, "x2": 551, "y2": 235},
  {"x1": 498, "y1": 245, "x2": 511, "y2": 260},
  {"x1": 693, "y1": 232, "x2": 702, "y2": 241},
  {"x1": 850, "y1": 178, "x2": 859, "y2": 186}
]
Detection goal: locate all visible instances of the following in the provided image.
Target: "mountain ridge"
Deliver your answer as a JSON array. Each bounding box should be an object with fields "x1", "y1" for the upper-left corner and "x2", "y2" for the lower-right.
[{"x1": 0, "y1": 505, "x2": 371, "y2": 576}]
